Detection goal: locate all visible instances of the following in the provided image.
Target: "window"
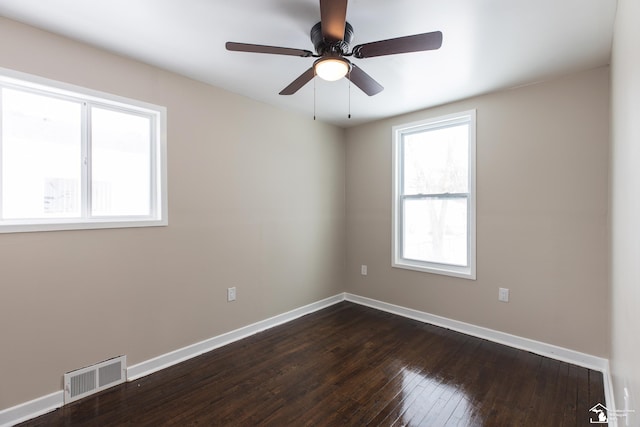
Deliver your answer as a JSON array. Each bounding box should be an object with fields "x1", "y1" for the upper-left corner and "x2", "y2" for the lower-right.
[
  {"x1": 0, "y1": 68, "x2": 167, "y2": 233},
  {"x1": 392, "y1": 110, "x2": 476, "y2": 279}
]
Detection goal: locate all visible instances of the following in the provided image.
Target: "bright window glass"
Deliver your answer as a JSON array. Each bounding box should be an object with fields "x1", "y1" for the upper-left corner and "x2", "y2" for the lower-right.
[
  {"x1": 91, "y1": 107, "x2": 151, "y2": 217},
  {"x1": 403, "y1": 198, "x2": 468, "y2": 266},
  {"x1": 2, "y1": 89, "x2": 82, "y2": 219}
]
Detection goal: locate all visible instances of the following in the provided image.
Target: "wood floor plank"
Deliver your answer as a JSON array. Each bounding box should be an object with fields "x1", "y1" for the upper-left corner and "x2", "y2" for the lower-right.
[
  {"x1": 589, "y1": 370, "x2": 606, "y2": 409},
  {"x1": 561, "y1": 363, "x2": 580, "y2": 426},
  {"x1": 363, "y1": 333, "x2": 472, "y2": 425},
  {"x1": 17, "y1": 302, "x2": 605, "y2": 427},
  {"x1": 575, "y1": 365, "x2": 592, "y2": 425}
]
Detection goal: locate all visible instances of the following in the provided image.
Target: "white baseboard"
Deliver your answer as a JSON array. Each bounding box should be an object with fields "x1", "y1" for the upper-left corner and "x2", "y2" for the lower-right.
[
  {"x1": 344, "y1": 292, "x2": 616, "y2": 422},
  {"x1": 127, "y1": 293, "x2": 345, "y2": 381},
  {"x1": 0, "y1": 391, "x2": 63, "y2": 427},
  {"x1": 345, "y1": 293, "x2": 608, "y2": 371},
  {"x1": 1, "y1": 291, "x2": 615, "y2": 426},
  {"x1": 603, "y1": 365, "x2": 617, "y2": 426}
]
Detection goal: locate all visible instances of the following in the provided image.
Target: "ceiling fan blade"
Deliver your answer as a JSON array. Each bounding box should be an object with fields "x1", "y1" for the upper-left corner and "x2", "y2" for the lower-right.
[
  {"x1": 320, "y1": 0, "x2": 348, "y2": 41},
  {"x1": 280, "y1": 67, "x2": 316, "y2": 95},
  {"x1": 352, "y1": 31, "x2": 443, "y2": 59},
  {"x1": 226, "y1": 42, "x2": 313, "y2": 57},
  {"x1": 347, "y1": 64, "x2": 383, "y2": 96}
]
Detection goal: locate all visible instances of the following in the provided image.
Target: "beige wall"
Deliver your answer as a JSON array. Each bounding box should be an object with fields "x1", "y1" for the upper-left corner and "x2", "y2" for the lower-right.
[
  {"x1": 0, "y1": 18, "x2": 346, "y2": 409},
  {"x1": 610, "y1": 0, "x2": 640, "y2": 421},
  {"x1": 346, "y1": 67, "x2": 610, "y2": 357}
]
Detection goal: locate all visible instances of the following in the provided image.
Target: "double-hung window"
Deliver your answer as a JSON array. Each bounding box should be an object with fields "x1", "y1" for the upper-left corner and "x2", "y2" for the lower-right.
[
  {"x1": 0, "y1": 68, "x2": 167, "y2": 233},
  {"x1": 392, "y1": 110, "x2": 476, "y2": 279}
]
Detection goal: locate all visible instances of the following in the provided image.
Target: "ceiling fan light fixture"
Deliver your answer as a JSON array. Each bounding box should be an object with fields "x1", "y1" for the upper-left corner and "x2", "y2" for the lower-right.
[{"x1": 314, "y1": 57, "x2": 350, "y2": 81}]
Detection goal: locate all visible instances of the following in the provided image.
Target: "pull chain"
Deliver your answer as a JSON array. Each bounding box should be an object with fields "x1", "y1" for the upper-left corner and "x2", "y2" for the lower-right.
[
  {"x1": 348, "y1": 68, "x2": 352, "y2": 119},
  {"x1": 312, "y1": 69, "x2": 354, "y2": 121}
]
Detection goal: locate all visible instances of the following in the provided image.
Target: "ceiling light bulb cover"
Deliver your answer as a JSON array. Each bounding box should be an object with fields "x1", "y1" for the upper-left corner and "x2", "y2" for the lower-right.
[{"x1": 314, "y1": 57, "x2": 350, "y2": 81}]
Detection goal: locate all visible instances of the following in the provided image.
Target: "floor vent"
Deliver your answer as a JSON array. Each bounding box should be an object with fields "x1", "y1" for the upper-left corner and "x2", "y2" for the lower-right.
[{"x1": 64, "y1": 355, "x2": 126, "y2": 404}]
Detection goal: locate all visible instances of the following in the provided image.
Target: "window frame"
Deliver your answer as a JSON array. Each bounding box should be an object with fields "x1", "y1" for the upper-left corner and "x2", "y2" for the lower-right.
[
  {"x1": 0, "y1": 67, "x2": 167, "y2": 233},
  {"x1": 392, "y1": 110, "x2": 476, "y2": 279}
]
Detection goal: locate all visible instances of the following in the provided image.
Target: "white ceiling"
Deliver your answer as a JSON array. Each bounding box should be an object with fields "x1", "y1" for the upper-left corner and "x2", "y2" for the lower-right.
[{"x1": 0, "y1": 0, "x2": 617, "y2": 128}]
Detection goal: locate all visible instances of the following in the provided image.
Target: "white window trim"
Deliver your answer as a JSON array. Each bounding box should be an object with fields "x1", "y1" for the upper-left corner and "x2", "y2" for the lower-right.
[
  {"x1": 392, "y1": 110, "x2": 476, "y2": 280},
  {"x1": 0, "y1": 67, "x2": 168, "y2": 233}
]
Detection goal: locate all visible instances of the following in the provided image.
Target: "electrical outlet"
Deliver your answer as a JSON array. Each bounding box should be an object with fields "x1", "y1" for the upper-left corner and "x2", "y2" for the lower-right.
[
  {"x1": 361, "y1": 265, "x2": 368, "y2": 276},
  {"x1": 227, "y1": 287, "x2": 236, "y2": 302},
  {"x1": 498, "y1": 288, "x2": 509, "y2": 302}
]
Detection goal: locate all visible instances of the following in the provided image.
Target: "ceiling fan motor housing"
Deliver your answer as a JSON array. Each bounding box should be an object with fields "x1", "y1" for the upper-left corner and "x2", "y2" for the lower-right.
[{"x1": 311, "y1": 21, "x2": 354, "y2": 56}]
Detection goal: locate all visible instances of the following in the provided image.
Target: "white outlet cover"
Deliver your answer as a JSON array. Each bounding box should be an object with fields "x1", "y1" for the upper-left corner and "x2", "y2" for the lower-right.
[{"x1": 498, "y1": 288, "x2": 509, "y2": 302}]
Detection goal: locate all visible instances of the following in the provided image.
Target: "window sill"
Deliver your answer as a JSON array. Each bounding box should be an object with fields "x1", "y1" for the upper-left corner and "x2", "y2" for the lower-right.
[
  {"x1": 0, "y1": 218, "x2": 168, "y2": 234},
  {"x1": 392, "y1": 260, "x2": 476, "y2": 280}
]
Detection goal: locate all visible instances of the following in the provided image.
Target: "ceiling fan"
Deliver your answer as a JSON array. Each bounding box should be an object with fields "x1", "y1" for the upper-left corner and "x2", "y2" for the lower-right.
[{"x1": 226, "y1": 0, "x2": 443, "y2": 96}]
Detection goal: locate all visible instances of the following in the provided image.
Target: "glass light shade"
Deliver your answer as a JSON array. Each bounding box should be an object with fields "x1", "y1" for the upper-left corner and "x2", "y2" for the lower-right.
[{"x1": 314, "y1": 58, "x2": 350, "y2": 81}]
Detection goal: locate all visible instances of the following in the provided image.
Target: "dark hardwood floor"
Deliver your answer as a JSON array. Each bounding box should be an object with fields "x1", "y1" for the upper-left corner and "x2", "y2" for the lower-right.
[{"x1": 19, "y1": 302, "x2": 605, "y2": 426}]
